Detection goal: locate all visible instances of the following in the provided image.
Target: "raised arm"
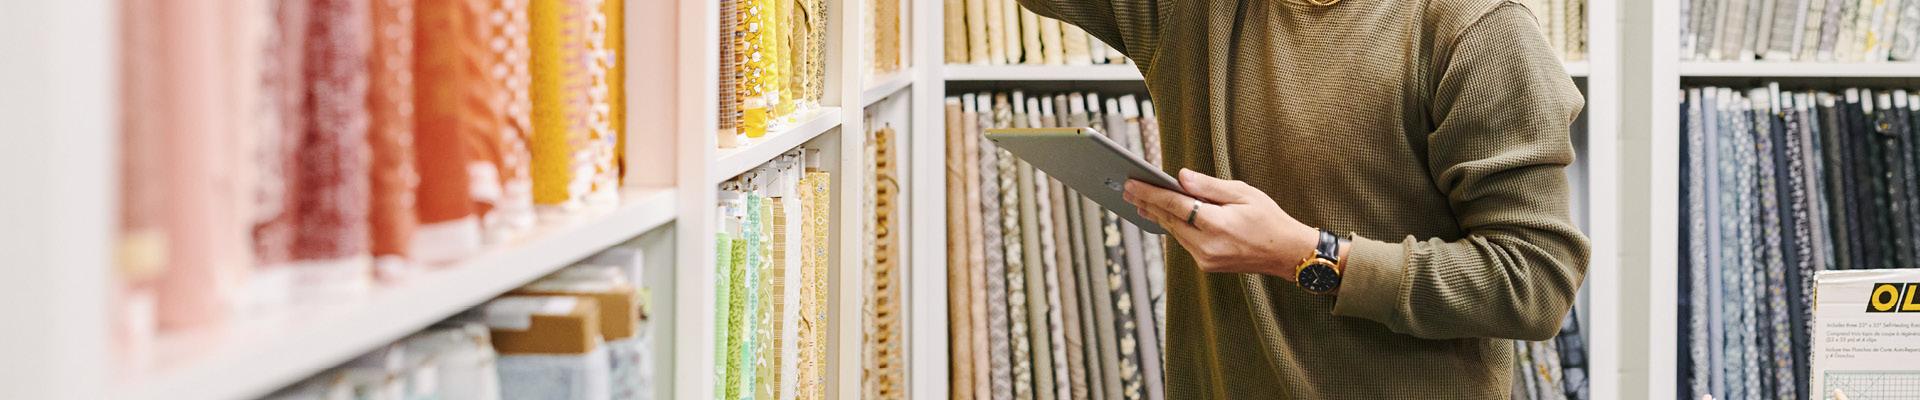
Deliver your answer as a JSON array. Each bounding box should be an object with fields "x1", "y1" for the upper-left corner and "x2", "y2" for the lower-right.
[{"x1": 1330, "y1": 3, "x2": 1590, "y2": 341}]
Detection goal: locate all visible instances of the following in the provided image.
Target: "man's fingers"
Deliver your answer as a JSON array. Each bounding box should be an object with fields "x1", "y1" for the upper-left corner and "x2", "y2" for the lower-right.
[
  {"x1": 1179, "y1": 168, "x2": 1251, "y2": 204},
  {"x1": 1137, "y1": 199, "x2": 1203, "y2": 239},
  {"x1": 1124, "y1": 179, "x2": 1197, "y2": 217}
]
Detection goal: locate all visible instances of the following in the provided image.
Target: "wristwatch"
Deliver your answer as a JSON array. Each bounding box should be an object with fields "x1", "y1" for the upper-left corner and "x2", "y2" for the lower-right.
[{"x1": 1295, "y1": 229, "x2": 1345, "y2": 295}]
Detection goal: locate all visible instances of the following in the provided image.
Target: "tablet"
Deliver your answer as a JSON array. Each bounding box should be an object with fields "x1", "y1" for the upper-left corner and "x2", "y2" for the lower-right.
[{"x1": 986, "y1": 127, "x2": 1186, "y2": 234}]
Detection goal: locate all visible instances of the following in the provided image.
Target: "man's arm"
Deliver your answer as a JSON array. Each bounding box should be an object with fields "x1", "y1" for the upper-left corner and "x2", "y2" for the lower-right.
[
  {"x1": 1331, "y1": 3, "x2": 1590, "y2": 341},
  {"x1": 1014, "y1": 0, "x2": 1165, "y2": 72}
]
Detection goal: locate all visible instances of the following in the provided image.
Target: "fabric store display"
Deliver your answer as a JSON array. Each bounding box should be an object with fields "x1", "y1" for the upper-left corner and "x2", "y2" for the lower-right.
[
  {"x1": 947, "y1": 91, "x2": 1165, "y2": 400},
  {"x1": 1683, "y1": 0, "x2": 1920, "y2": 61},
  {"x1": 716, "y1": 0, "x2": 830, "y2": 149},
  {"x1": 1679, "y1": 84, "x2": 1920, "y2": 400},
  {"x1": 714, "y1": 149, "x2": 833, "y2": 400},
  {"x1": 942, "y1": 1, "x2": 1133, "y2": 65}
]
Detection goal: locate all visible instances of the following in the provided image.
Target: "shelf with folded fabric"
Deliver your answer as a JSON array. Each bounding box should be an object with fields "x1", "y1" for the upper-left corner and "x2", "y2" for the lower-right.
[
  {"x1": 1678, "y1": 61, "x2": 1920, "y2": 78},
  {"x1": 712, "y1": 107, "x2": 846, "y2": 184},
  {"x1": 863, "y1": 69, "x2": 916, "y2": 107},
  {"x1": 109, "y1": 187, "x2": 677, "y2": 400},
  {"x1": 943, "y1": 64, "x2": 1144, "y2": 81}
]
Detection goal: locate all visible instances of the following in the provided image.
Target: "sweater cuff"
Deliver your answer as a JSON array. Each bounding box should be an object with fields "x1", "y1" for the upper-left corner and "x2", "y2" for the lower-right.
[{"x1": 1331, "y1": 234, "x2": 1406, "y2": 325}]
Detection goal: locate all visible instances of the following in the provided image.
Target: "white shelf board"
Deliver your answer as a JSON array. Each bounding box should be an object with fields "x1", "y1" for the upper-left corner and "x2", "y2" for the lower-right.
[
  {"x1": 861, "y1": 70, "x2": 915, "y2": 107},
  {"x1": 1565, "y1": 60, "x2": 1590, "y2": 77},
  {"x1": 712, "y1": 106, "x2": 843, "y2": 183},
  {"x1": 1679, "y1": 61, "x2": 1920, "y2": 77},
  {"x1": 943, "y1": 64, "x2": 1144, "y2": 81},
  {"x1": 111, "y1": 188, "x2": 678, "y2": 400}
]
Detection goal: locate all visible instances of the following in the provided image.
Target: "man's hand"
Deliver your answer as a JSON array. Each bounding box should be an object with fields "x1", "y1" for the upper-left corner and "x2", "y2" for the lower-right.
[{"x1": 1122, "y1": 168, "x2": 1319, "y2": 280}]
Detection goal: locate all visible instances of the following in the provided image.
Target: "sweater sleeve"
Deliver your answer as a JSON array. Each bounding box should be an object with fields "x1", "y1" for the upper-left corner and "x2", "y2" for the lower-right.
[
  {"x1": 1013, "y1": 0, "x2": 1164, "y2": 71},
  {"x1": 1330, "y1": 3, "x2": 1590, "y2": 342}
]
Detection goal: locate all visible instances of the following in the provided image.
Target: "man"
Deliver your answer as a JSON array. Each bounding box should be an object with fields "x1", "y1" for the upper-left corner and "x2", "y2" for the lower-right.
[{"x1": 1022, "y1": 0, "x2": 1591, "y2": 397}]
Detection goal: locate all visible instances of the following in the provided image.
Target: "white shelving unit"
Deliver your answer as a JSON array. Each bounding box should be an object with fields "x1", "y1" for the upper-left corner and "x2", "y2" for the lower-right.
[
  {"x1": 1615, "y1": 1, "x2": 1920, "y2": 398},
  {"x1": 1, "y1": 0, "x2": 915, "y2": 397},
  {"x1": 113, "y1": 191, "x2": 675, "y2": 400}
]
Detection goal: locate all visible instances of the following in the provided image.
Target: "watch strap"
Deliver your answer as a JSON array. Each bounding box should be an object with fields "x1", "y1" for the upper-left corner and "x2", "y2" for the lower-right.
[{"x1": 1314, "y1": 229, "x2": 1340, "y2": 263}]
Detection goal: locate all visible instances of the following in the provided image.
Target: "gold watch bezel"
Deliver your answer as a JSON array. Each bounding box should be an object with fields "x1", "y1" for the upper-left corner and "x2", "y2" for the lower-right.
[{"x1": 1295, "y1": 256, "x2": 1341, "y2": 295}]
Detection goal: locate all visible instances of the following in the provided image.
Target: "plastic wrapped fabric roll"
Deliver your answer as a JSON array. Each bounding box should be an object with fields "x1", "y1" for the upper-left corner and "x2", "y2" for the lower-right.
[
  {"x1": 480, "y1": 0, "x2": 539, "y2": 243},
  {"x1": 248, "y1": 0, "x2": 311, "y2": 315},
  {"x1": 530, "y1": 0, "x2": 598, "y2": 215},
  {"x1": 127, "y1": 0, "x2": 250, "y2": 333},
  {"x1": 290, "y1": 0, "x2": 375, "y2": 303},
  {"x1": 411, "y1": 0, "x2": 485, "y2": 264},
  {"x1": 368, "y1": 0, "x2": 420, "y2": 280}
]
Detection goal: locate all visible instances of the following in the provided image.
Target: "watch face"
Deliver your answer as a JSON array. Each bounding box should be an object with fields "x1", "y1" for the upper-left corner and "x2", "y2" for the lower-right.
[{"x1": 1299, "y1": 263, "x2": 1341, "y2": 294}]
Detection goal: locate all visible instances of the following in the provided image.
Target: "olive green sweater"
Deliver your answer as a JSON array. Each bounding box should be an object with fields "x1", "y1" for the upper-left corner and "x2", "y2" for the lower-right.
[{"x1": 1014, "y1": 0, "x2": 1591, "y2": 397}]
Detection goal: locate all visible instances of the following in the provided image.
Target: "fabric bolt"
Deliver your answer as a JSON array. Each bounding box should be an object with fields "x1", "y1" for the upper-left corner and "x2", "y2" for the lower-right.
[
  {"x1": 1779, "y1": 93, "x2": 1817, "y2": 400},
  {"x1": 946, "y1": 0, "x2": 969, "y2": 62},
  {"x1": 962, "y1": 99, "x2": 997, "y2": 400},
  {"x1": 1684, "y1": 89, "x2": 1712, "y2": 400},
  {"x1": 1049, "y1": 180, "x2": 1091, "y2": 400},
  {"x1": 1101, "y1": 211, "x2": 1143, "y2": 400},
  {"x1": 715, "y1": 228, "x2": 736, "y2": 400},
  {"x1": 980, "y1": 95, "x2": 1015, "y2": 400},
  {"x1": 719, "y1": 0, "x2": 741, "y2": 147},
  {"x1": 983, "y1": 0, "x2": 1006, "y2": 63},
  {"x1": 137, "y1": 0, "x2": 250, "y2": 330},
  {"x1": 292, "y1": 0, "x2": 374, "y2": 302},
  {"x1": 1034, "y1": 171, "x2": 1072, "y2": 400},
  {"x1": 947, "y1": 99, "x2": 978, "y2": 400},
  {"x1": 800, "y1": 170, "x2": 833, "y2": 400},
  {"x1": 584, "y1": 0, "x2": 618, "y2": 210},
  {"x1": 530, "y1": 0, "x2": 598, "y2": 213},
  {"x1": 1000, "y1": 106, "x2": 1036, "y2": 400},
  {"x1": 368, "y1": 0, "x2": 419, "y2": 279},
  {"x1": 484, "y1": 0, "x2": 539, "y2": 242},
  {"x1": 1065, "y1": 188, "x2": 1106, "y2": 400},
  {"x1": 1018, "y1": 163, "x2": 1060, "y2": 400},
  {"x1": 759, "y1": 197, "x2": 785, "y2": 400},
  {"x1": 1751, "y1": 94, "x2": 1791, "y2": 400},
  {"x1": 410, "y1": 0, "x2": 487, "y2": 265},
  {"x1": 867, "y1": 126, "x2": 906, "y2": 398}
]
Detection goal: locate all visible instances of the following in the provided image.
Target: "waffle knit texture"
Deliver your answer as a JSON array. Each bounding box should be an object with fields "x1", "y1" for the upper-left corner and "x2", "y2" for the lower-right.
[{"x1": 1014, "y1": 0, "x2": 1590, "y2": 397}]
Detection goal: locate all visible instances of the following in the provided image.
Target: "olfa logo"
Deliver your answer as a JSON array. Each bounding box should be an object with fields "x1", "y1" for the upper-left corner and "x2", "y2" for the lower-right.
[{"x1": 1866, "y1": 282, "x2": 1920, "y2": 313}]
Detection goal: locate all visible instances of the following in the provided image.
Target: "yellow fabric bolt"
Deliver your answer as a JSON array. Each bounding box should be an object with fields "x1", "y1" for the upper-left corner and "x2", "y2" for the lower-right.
[
  {"x1": 739, "y1": 0, "x2": 769, "y2": 138},
  {"x1": 529, "y1": 0, "x2": 594, "y2": 208}
]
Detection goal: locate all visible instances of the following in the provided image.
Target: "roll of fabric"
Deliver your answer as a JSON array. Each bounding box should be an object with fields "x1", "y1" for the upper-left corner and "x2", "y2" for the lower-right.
[
  {"x1": 945, "y1": 98, "x2": 978, "y2": 400},
  {"x1": 368, "y1": 0, "x2": 419, "y2": 280},
  {"x1": 960, "y1": 95, "x2": 995, "y2": 400},
  {"x1": 131, "y1": 0, "x2": 249, "y2": 332},
  {"x1": 604, "y1": 0, "x2": 627, "y2": 184},
  {"x1": 943, "y1": 0, "x2": 968, "y2": 63},
  {"x1": 585, "y1": 0, "x2": 619, "y2": 209},
  {"x1": 117, "y1": 0, "x2": 171, "y2": 351},
  {"x1": 799, "y1": 170, "x2": 833, "y2": 400},
  {"x1": 482, "y1": 0, "x2": 538, "y2": 243},
  {"x1": 292, "y1": 0, "x2": 374, "y2": 302},
  {"x1": 249, "y1": 0, "x2": 310, "y2": 315},
  {"x1": 977, "y1": 94, "x2": 1014, "y2": 400},
  {"x1": 530, "y1": 0, "x2": 597, "y2": 215},
  {"x1": 718, "y1": 0, "x2": 742, "y2": 148},
  {"x1": 412, "y1": 0, "x2": 485, "y2": 264},
  {"x1": 738, "y1": 0, "x2": 770, "y2": 139}
]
